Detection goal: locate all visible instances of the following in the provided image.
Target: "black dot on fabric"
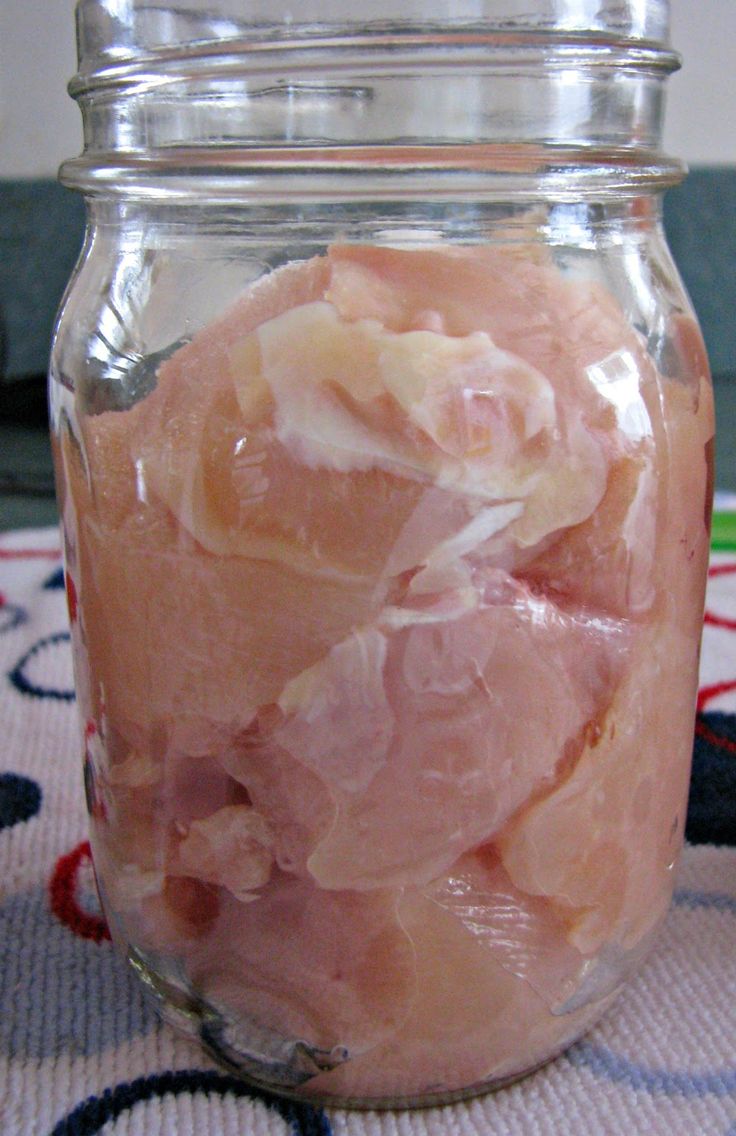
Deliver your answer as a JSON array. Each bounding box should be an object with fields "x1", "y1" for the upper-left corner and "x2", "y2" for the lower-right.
[
  {"x1": 0, "y1": 772, "x2": 42, "y2": 831},
  {"x1": 688, "y1": 712, "x2": 736, "y2": 846}
]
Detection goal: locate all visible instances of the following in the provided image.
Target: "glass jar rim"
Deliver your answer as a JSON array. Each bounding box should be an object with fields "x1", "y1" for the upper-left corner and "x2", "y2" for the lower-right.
[
  {"x1": 64, "y1": 0, "x2": 683, "y2": 199},
  {"x1": 73, "y1": 0, "x2": 675, "y2": 93}
]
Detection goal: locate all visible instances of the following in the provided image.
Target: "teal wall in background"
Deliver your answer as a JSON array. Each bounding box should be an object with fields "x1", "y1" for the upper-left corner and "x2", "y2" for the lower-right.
[
  {"x1": 0, "y1": 181, "x2": 85, "y2": 381},
  {"x1": 665, "y1": 168, "x2": 736, "y2": 379}
]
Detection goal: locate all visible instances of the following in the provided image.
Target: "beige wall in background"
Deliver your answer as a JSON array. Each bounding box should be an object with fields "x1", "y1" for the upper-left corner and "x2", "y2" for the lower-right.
[{"x1": 0, "y1": 0, "x2": 734, "y2": 178}]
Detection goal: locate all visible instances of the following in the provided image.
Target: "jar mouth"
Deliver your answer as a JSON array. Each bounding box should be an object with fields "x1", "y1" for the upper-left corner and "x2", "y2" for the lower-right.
[
  {"x1": 70, "y1": 26, "x2": 680, "y2": 99},
  {"x1": 72, "y1": 0, "x2": 674, "y2": 86},
  {"x1": 65, "y1": 1, "x2": 682, "y2": 195}
]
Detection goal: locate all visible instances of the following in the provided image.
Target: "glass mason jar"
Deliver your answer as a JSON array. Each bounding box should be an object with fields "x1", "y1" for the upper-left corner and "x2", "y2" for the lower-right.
[{"x1": 51, "y1": 0, "x2": 714, "y2": 1109}]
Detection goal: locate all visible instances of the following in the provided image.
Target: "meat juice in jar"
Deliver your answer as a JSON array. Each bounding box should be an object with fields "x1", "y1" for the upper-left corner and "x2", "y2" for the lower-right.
[{"x1": 50, "y1": 0, "x2": 713, "y2": 1108}]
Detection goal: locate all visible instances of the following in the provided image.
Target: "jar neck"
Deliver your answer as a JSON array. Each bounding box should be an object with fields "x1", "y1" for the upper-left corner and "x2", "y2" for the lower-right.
[
  {"x1": 61, "y1": 7, "x2": 683, "y2": 201},
  {"x1": 78, "y1": 188, "x2": 667, "y2": 246}
]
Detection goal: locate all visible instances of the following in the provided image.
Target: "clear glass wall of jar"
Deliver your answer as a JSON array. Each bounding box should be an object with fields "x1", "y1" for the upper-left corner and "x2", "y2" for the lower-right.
[{"x1": 51, "y1": 0, "x2": 713, "y2": 1108}]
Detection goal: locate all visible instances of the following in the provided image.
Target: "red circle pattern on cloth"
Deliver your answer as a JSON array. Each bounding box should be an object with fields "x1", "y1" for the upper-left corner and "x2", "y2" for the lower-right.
[{"x1": 49, "y1": 840, "x2": 111, "y2": 944}]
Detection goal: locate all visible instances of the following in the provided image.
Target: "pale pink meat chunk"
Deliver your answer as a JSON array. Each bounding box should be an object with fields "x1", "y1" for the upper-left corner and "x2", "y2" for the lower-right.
[
  {"x1": 276, "y1": 627, "x2": 395, "y2": 795},
  {"x1": 217, "y1": 711, "x2": 336, "y2": 878},
  {"x1": 159, "y1": 873, "x2": 417, "y2": 1060},
  {"x1": 421, "y1": 847, "x2": 587, "y2": 1010},
  {"x1": 520, "y1": 450, "x2": 658, "y2": 616},
  {"x1": 65, "y1": 441, "x2": 381, "y2": 731},
  {"x1": 60, "y1": 240, "x2": 713, "y2": 1104},
  {"x1": 322, "y1": 244, "x2": 658, "y2": 555},
  {"x1": 172, "y1": 805, "x2": 274, "y2": 902},
  {"x1": 498, "y1": 376, "x2": 714, "y2": 954},
  {"x1": 256, "y1": 568, "x2": 634, "y2": 891},
  {"x1": 187, "y1": 565, "x2": 632, "y2": 893},
  {"x1": 102, "y1": 245, "x2": 637, "y2": 592},
  {"x1": 308, "y1": 859, "x2": 609, "y2": 1102},
  {"x1": 326, "y1": 244, "x2": 643, "y2": 384},
  {"x1": 249, "y1": 297, "x2": 610, "y2": 553},
  {"x1": 130, "y1": 844, "x2": 596, "y2": 1101}
]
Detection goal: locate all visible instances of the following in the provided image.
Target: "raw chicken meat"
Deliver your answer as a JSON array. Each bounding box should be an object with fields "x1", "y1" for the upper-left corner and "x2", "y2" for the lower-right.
[{"x1": 57, "y1": 240, "x2": 713, "y2": 1105}]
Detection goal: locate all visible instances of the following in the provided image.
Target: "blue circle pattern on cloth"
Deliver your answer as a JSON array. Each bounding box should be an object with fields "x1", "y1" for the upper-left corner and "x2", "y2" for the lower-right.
[
  {"x1": 566, "y1": 1042, "x2": 736, "y2": 1099},
  {"x1": 673, "y1": 887, "x2": 736, "y2": 916},
  {"x1": 566, "y1": 884, "x2": 736, "y2": 1105},
  {"x1": 8, "y1": 630, "x2": 75, "y2": 701},
  {"x1": 48, "y1": 1069, "x2": 333, "y2": 1136}
]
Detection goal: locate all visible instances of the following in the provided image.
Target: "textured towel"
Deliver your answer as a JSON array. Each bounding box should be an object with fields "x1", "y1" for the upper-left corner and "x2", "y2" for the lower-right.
[{"x1": 1, "y1": 527, "x2": 734, "y2": 1136}]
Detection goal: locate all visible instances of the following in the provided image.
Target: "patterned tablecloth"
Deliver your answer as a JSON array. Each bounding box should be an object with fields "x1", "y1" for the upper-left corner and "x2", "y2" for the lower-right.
[{"x1": 1, "y1": 527, "x2": 735, "y2": 1136}]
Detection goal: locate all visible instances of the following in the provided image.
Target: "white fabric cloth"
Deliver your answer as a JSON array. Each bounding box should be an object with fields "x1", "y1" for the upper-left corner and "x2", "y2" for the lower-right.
[{"x1": 1, "y1": 528, "x2": 734, "y2": 1136}]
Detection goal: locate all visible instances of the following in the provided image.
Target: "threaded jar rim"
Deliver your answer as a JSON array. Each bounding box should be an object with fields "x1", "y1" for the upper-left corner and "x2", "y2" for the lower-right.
[{"x1": 62, "y1": 0, "x2": 684, "y2": 199}]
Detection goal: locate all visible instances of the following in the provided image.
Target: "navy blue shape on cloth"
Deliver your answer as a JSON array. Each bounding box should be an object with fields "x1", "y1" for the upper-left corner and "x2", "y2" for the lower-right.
[
  {"x1": 0, "y1": 772, "x2": 41, "y2": 831},
  {"x1": 48, "y1": 1070, "x2": 333, "y2": 1136},
  {"x1": 44, "y1": 567, "x2": 66, "y2": 590},
  {"x1": 687, "y1": 712, "x2": 736, "y2": 846},
  {"x1": 8, "y1": 631, "x2": 75, "y2": 701},
  {"x1": 0, "y1": 602, "x2": 27, "y2": 634}
]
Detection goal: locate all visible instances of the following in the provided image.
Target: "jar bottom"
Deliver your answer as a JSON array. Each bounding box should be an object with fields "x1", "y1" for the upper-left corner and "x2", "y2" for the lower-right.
[{"x1": 126, "y1": 944, "x2": 620, "y2": 1110}]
